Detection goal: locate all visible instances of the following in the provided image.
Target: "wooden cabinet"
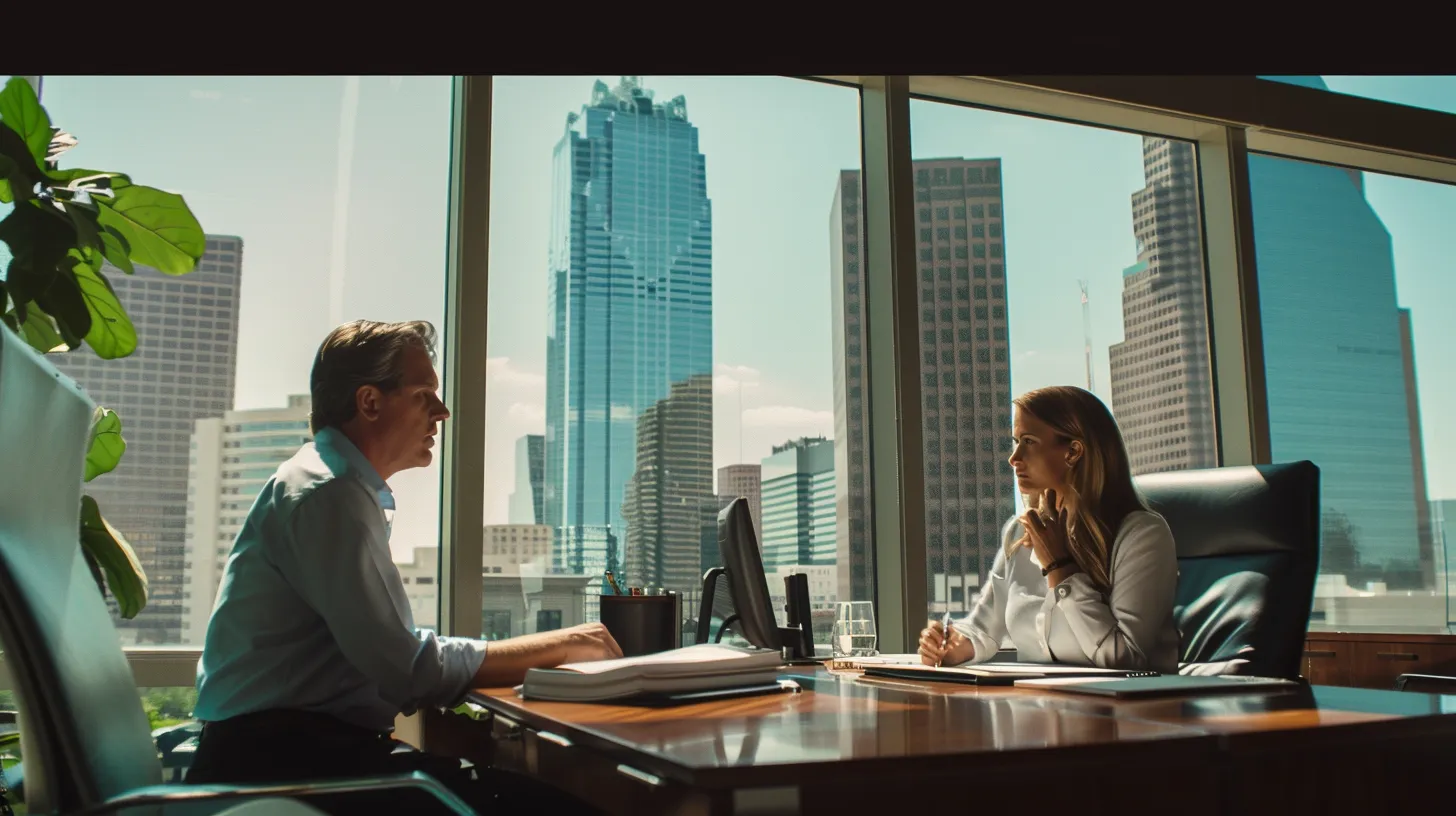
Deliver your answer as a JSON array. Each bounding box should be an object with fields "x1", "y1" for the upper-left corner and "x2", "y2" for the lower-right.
[{"x1": 1303, "y1": 632, "x2": 1456, "y2": 689}]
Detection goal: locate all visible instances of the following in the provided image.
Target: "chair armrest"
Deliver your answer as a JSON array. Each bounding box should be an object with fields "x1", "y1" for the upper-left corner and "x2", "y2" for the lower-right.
[
  {"x1": 1395, "y1": 673, "x2": 1456, "y2": 693},
  {"x1": 76, "y1": 770, "x2": 475, "y2": 816}
]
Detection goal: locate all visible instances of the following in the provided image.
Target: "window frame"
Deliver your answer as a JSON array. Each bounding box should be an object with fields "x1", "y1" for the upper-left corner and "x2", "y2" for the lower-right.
[{"x1": 11, "y1": 73, "x2": 1446, "y2": 685}]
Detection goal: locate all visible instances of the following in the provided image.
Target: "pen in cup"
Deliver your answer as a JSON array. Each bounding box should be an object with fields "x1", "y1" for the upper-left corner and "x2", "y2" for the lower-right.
[{"x1": 937, "y1": 611, "x2": 952, "y2": 667}]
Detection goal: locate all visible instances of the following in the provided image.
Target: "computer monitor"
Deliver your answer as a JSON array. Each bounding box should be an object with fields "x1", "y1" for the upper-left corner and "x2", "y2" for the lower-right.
[{"x1": 695, "y1": 497, "x2": 814, "y2": 658}]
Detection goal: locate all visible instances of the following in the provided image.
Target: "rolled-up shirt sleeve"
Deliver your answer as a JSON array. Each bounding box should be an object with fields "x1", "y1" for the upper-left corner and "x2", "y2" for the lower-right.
[
  {"x1": 285, "y1": 479, "x2": 487, "y2": 710},
  {"x1": 1047, "y1": 513, "x2": 1177, "y2": 671}
]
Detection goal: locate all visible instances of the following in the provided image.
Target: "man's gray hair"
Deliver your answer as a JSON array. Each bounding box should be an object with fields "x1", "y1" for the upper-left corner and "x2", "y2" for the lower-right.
[{"x1": 309, "y1": 320, "x2": 437, "y2": 434}]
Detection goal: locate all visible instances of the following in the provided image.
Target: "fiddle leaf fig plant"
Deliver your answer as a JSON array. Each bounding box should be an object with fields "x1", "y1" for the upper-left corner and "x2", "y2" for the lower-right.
[{"x1": 0, "y1": 76, "x2": 206, "y2": 618}]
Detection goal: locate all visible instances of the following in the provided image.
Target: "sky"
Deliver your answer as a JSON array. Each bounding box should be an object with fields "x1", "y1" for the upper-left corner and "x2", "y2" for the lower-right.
[{"x1": 18, "y1": 74, "x2": 1456, "y2": 566}]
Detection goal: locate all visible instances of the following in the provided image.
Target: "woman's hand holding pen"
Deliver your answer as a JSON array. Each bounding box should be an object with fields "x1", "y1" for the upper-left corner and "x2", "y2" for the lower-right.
[{"x1": 918, "y1": 620, "x2": 974, "y2": 666}]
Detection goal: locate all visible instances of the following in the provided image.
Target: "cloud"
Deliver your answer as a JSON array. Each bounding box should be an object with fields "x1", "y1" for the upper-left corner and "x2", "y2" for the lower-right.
[
  {"x1": 743, "y1": 405, "x2": 834, "y2": 430},
  {"x1": 487, "y1": 357, "x2": 546, "y2": 390},
  {"x1": 190, "y1": 89, "x2": 223, "y2": 101},
  {"x1": 713, "y1": 362, "x2": 761, "y2": 395}
]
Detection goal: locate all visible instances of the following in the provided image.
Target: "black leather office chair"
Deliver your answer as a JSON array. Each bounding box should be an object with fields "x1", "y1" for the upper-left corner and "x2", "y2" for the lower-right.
[
  {"x1": 1394, "y1": 673, "x2": 1456, "y2": 694},
  {"x1": 0, "y1": 326, "x2": 474, "y2": 814},
  {"x1": 1135, "y1": 461, "x2": 1320, "y2": 680}
]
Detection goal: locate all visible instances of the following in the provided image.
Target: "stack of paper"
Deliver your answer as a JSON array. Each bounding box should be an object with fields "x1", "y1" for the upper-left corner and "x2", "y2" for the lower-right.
[
  {"x1": 521, "y1": 643, "x2": 785, "y2": 703},
  {"x1": 826, "y1": 654, "x2": 923, "y2": 671}
]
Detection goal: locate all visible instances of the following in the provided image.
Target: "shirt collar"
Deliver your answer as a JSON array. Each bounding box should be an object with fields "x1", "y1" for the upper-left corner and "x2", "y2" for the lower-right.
[{"x1": 313, "y1": 427, "x2": 395, "y2": 512}]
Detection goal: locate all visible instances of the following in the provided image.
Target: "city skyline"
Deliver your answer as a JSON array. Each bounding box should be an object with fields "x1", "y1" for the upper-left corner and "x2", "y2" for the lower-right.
[{"x1": 23, "y1": 75, "x2": 1456, "y2": 596}]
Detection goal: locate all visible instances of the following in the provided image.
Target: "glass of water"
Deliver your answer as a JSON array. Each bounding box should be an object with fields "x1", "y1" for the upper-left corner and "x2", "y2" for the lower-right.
[{"x1": 832, "y1": 601, "x2": 878, "y2": 657}]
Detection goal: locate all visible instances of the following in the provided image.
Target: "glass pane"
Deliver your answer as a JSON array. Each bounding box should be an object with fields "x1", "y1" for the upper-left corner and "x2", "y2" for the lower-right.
[
  {"x1": 1250, "y1": 154, "x2": 1455, "y2": 633},
  {"x1": 1261, "y1": 75, "x2": 1456, "y2": 117},
  {"x1": 908, "y1": 99, "x2": 1214, "y2": 625},
  {"x1": 35, "y1": 77, "x2": 453, "y2": 645},
  {"x1": 485, "y1": 77, "x2": 861, "y2": 646}
]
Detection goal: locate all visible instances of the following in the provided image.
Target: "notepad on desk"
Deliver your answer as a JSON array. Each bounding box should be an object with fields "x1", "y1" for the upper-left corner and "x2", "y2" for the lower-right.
[
  {"x1": 520, "y1": 643, "x2": 786, "y2": 703},
  {"x1": 1012, "y1": 674, "x2": 1301, "y2": 698},
  {"x1": 860, "y1": 662, "x2": 1157, "y2": 686}
]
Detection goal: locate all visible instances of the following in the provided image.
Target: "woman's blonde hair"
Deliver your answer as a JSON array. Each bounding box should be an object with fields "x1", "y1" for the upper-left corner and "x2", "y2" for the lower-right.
[{"x1": 1006, "y1": 385, "x2": 1146, "y2": 592}]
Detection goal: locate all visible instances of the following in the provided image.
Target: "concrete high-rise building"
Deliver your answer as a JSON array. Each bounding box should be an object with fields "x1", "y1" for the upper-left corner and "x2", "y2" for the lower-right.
[
  {"x1": 1120, "y1": 77, "x2": 1428, "y2": 587},
  {"x1": 544, "y1": 77, "x2": 713, "y2": 599},
  {"x1": 621, "y1": 375, "x2": 715, "y2": 593},
  {"x1": 759, "y1": 437, "x2": 836, "y2": 569},
  {"x1": 182, "y1": 395, "x2": 312, "y2": 643},
  {"x1": 509, "y1": 434, "x2": 545, "y2": 525},
  {"x1": 401, "y1": 545, "x2": 592, "y2": 637},
  {"x1": 716, "y1": 464, "x2": 763, "y2": 545},
  {"x1": 53, "y1": 235, "x2": 243, "y2": 644},
  {"x1": 396, "y1": 546, "x2": 441, "y2": 630},
  {"x1": 831, "y1": 161, "x2": 1016, "y2": 605},
  {"x1": 483, "y1": 524, "x2": 553, "y2": 573},
  {"x1": 1108, "y1": 139, "x2": 1217, "y2": 475}
]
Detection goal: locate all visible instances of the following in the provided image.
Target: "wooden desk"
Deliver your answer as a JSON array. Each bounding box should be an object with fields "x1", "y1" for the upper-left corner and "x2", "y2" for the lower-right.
[{"x1": 447, "y1": 669, "x2": 1456, "y2": 816}]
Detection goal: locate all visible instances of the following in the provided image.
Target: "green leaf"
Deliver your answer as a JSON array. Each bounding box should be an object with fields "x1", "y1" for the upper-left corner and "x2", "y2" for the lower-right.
[
  {"x1": 0, "y1": 77, "x2": 51, "y2": 169},
  {"x1": 15, "y1": 302, "x2": 68, "y2": 353},
  {"x1": 85, "y1": 407, "x2": 127, "y2": 481},
  {"x1": 0, "y1": 153, "x2": 17, "y2": 204},
  {"x1": 73, "y1": 257, "x2": 136, "y2": 359},
  {"x1": 79, "y1": 494, "x2": 148, "y2": 619},
  {"x1": 66, "y1": 201, "x2": 104, "y2": 253},
  {"x1": 94, "y1": 184, "x2": 204, "y2": 275},
  {"x1": 99, "y1": 226, "x2": 135, "y2": 274},
  {"x1": 30, "y1": 252, "x2": 93, "y2": 344}
]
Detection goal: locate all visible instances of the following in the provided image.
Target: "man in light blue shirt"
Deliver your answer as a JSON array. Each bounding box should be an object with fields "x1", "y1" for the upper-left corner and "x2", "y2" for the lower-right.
[{"x1": 187, "y1": 320, "x2": 619, "y2": 813}]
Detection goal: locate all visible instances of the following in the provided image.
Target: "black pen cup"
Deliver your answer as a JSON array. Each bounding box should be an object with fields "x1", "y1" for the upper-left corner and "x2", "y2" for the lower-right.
[{"x1": 599, "y1": 594, "x2": 680, "y2": 657}]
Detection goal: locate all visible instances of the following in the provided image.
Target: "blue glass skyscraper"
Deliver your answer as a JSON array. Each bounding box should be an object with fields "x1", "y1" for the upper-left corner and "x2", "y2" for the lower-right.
[
  {"x1": 1252, "y1": 75, "x2": 1428, "y2": 585},
  {"x1": 544, "y1": 77, "x2": 713, "y2": 590},
  {"x1": 1119, "y1": 76, "x2": 1433, "y2": 591}
]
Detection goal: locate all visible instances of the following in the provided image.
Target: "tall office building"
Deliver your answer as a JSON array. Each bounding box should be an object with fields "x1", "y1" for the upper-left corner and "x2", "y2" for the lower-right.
[
  {"x1": 183, "y1": 395, "x2": 312, "y2": 643},
  {"x1": 52, "y1": 235, "x2": 243, "y2": 644},
  {"x1": 509, "y1": 434, "x2": 545, "y2": 525},
  {"x1": 716, "y1": 464, "x2": 763, "y2": 545},
  {"x1": 621, "y1": 375, "x2": 715, "y2": 592},
  {"x1": 1122, "y1": 76, "x2": 1429, "y2": 586},
  {"x1": 831, "y1": 161, "x2": 1016, "y2": 605},
  {"x1": 1108, "y1": 138, "x2": 1218, "y2": 475},
  {"x1": 544, "y1": 77, "x2": 713, "y2": 595},
  {"x1": 759, "y1": 437, "x2": 836, "y2": 569}
]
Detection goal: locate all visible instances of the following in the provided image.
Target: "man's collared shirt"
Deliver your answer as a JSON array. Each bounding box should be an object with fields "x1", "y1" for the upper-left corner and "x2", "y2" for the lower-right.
[{"x1": 195, "y1": 427, "x2": 487, "y2": 732}]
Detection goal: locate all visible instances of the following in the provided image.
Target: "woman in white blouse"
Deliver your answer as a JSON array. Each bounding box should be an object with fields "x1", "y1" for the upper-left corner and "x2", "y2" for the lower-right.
[{"x1": 918, "y1": 385, "x2": 1180, "y2": 673}]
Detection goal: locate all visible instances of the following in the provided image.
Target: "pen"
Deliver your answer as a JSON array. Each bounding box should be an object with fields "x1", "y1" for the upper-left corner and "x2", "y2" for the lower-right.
[{"x1": 937, "y1": 611, "x2": 952, "y2": 667}]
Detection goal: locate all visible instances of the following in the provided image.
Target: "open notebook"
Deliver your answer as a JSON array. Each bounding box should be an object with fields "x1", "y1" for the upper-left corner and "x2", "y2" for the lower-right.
[
  {"x1": 520, "y1": 644, "x2": 785, "y2": 703},
  {"x1": 861, "y1": 662, "x2": 1157, "y2": 686}
]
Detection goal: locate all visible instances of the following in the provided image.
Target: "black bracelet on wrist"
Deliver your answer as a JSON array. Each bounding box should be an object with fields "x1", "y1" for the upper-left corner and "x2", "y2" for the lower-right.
[{"x1": 1041, "y1": 556, "x2": 1076, "y2": 577}]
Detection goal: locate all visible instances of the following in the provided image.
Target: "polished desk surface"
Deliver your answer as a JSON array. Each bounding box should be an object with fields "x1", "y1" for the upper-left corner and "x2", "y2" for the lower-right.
[
  {"x1": 465, "y1": 668, "x2": 1456, "y2": 788},
  {"x1": 463, "y1": 673, "x2": 1456, "y2": 810}
]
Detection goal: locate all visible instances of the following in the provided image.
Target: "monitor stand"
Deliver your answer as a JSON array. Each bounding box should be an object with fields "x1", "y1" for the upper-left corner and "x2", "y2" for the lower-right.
[{"x1": 695, "y1": 567, "x2": 818, "y2": 662}]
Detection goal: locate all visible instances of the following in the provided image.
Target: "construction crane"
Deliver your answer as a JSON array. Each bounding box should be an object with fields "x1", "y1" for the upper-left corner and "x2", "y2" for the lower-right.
[{"x1": 1079, "y1": 280, "x2": 1095, "y2": 393}]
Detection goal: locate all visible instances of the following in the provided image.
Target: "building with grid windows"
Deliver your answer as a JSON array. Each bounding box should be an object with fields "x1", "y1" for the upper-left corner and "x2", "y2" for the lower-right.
[
  {"x1": 183, "y1": 395, "x2": 312, "y2": 643},
  {"x1": 52, "y1": 235, "x2": 243, "y2": 644},
  {"x1": 831, "y1": 161, "x2": 1015, "y2": 605}
]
